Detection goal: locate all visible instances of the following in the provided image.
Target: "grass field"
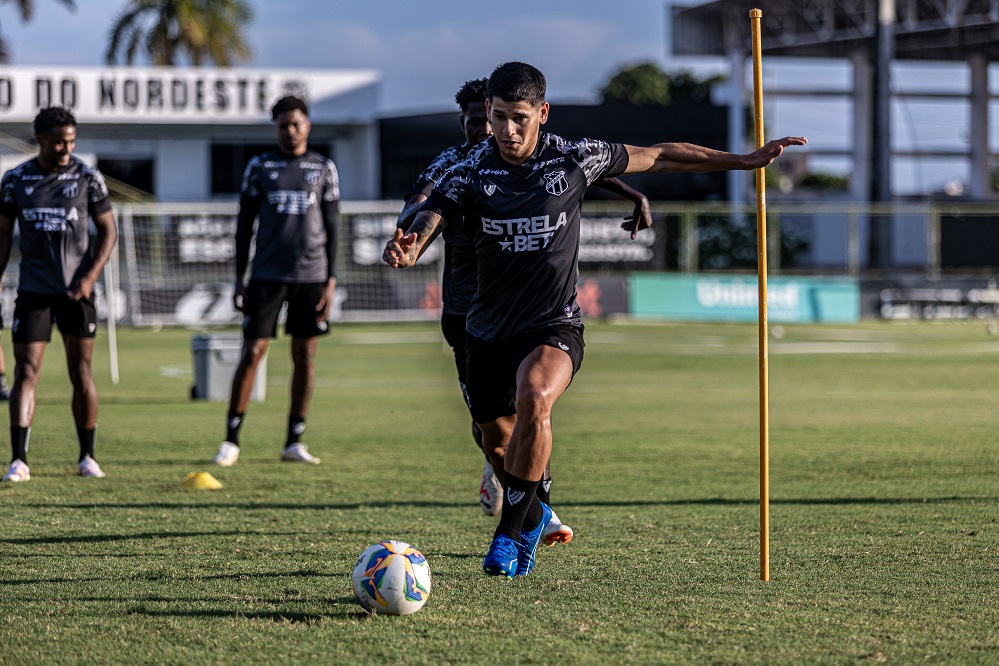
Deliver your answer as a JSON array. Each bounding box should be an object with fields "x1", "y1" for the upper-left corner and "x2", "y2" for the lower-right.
[{"x1": 1, "y1": 320, "x2": 997, "y2": 665}]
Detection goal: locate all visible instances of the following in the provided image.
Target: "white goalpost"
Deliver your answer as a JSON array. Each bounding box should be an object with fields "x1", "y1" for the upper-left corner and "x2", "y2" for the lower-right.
[{"x1": 104, "y1": 249, "x2": 120, "y2": 385}]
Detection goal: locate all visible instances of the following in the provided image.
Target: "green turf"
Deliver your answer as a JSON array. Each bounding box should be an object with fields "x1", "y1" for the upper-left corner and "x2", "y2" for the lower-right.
[{"x1": 1, "y1": 320, "x2": 997, "y2": 665}]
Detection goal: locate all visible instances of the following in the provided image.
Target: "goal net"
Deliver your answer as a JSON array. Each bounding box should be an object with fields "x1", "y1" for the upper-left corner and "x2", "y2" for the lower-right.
[{"x1": 112, "y1": 201, "x2": 444, "y2": 326}]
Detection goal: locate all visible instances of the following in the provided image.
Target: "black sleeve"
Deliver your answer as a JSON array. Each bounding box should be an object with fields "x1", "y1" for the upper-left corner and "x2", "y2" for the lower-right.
[
  {"x1": 422, "y1": 189, "x2": 462, "y2": 232},
  {"x1": 234, "y1": 194, "x2": 259, "y2": 282},
  {"x1": 0, "y1": 173, "x2": 20, "y2": 220},
  {"x1": 403, "y1": 179, "x2": 435, "y2": 205},
  {"x1": 89, "y1": 196, "x2": 113, "y2": 217},
  {"x1": 322, "y1": 199, "x2": 339, "y2": 280}
]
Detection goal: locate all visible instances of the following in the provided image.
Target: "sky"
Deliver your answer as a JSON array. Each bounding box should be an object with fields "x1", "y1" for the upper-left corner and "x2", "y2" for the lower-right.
[
  {"x1": 0, "y1": 0, "x2": 983, "y2": 193},
  {"x1": 1, "y1": 0, "x2": 704, "y2": 114}
]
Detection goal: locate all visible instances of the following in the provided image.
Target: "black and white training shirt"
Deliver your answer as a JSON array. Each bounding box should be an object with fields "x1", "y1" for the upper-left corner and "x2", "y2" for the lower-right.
[
  {"x1": 0, "y1": 155, "x2": 112, "y2": 295},
  {"x1": 425, "y1": 132, "x2": 629, "y2": 342},
  {"x1": 406, "y1": 141, "x2": 477, "y2": 316},
  {"x1": 238, "y1": 150, "x2": 340, "y2": 284}
]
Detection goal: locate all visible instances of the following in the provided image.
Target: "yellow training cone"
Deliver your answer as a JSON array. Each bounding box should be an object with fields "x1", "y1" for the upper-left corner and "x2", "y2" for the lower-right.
[{"x1": 181, "y1": 472, "x2": 223, "y2": 489}]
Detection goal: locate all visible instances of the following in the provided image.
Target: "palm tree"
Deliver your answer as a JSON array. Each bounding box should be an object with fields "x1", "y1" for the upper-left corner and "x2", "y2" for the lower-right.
[
  {"x1": 0, "y1": 0, "x2": 76, "y2": 63},
  {"x1": 105, "y1": 0, "x2": 253, "y2": 67}
]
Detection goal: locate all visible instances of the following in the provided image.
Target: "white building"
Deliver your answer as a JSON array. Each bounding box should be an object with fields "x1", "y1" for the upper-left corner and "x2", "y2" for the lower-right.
[{"x1": 0, "y1": 66, "x2": 381, "y2": 201}]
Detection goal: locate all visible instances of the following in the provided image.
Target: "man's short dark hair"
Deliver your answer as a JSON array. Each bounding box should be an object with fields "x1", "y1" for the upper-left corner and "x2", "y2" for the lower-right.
[
  {"x1": 455, "y1": 78, "x2": 488, "y2": 113},
  {"x1": 487, "y1": 62, "x2": 546, "y2": 107},
  {"x1": 271, "y1": 96, "x2": 309, "y2": 121},
  {"x1": 33, "y1": 106, "x2": 77, "y2": 137}
]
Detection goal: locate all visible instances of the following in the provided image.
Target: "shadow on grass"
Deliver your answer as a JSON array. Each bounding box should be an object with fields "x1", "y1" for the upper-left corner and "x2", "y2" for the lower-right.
[
  {"x1": 107, "y1": 459, "x2": 321, "y2": 467},
  {"x1": 1, "y1": 529, "x2": 302, "y2": 546},
  {"x1": 1, "y1": 570, "x2": 347, "y2": 587},
  {"x1": 124, "y1": 601, "x2": 362, "y2": 622},
  {"x1": 20, "y1": 500, "x2": 477, "y2": 511},
  {"x1": 20, "y1": 495, "x2": 997, "y2": 514}
]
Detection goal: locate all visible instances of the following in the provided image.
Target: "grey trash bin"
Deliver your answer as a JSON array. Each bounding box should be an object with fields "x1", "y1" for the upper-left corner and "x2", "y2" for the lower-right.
[{"x1": 191, "y1": 334, "x2": 266, "y2": 402}]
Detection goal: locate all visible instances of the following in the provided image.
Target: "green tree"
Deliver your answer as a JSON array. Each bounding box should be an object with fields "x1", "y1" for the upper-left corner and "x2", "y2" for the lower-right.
[
  {"x1": 599, "y1": 61, "x2": 725, "y2": 105},
  {"x1": 105, "y1": 0, "x2": 252, "y2": 67},
  {"x1": 0, "y1": 0, "x2": 75, "y2": 63}
]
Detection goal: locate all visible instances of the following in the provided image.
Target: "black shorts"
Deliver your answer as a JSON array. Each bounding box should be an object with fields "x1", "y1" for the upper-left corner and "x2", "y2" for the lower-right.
[
  {"x1": 465, "y1": 324, "x2": 584, "y2": 425},
  {"x1": 12, "y1": 291, "x2": 98, "y2": 343},
  {"x1": 242, "y1": 280, "x2": 330, "y2": 339}
]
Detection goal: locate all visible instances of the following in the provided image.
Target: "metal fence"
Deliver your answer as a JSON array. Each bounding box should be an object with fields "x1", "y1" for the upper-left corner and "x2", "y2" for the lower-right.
[{"x1": 2, "y1": 200, "x2": 995, "y2": 326}]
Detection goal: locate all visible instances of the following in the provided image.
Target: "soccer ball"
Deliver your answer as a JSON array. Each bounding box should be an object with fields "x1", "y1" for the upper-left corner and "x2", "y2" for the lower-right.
[{"x1": 351, "y1": 540, "x2": 432, "y2": 615}]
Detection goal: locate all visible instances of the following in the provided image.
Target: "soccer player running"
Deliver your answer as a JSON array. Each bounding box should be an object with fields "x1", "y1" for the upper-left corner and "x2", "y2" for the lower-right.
[
  {"x1": 399, "y1": 79, "x2": 653, "y2": 545},
  {"x1": 385, "y1": 61, "x2": 806, "y2": 578},
  {"x1": 211, "y1": 96, "x2": 340, "y2": 467},
  {"x1": 0, "y1": 107, "x2": 118, "y2": 482}
]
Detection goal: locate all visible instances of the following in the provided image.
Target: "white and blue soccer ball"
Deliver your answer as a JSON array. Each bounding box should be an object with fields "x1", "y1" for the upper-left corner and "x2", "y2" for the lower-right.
[{"x1": 351, "y1": 540, "x2": 432, "y2": 615}]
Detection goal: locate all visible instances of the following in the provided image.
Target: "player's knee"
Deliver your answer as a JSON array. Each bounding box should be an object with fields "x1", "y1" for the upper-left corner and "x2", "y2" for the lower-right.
[
  {"x1": 291, "y1": 344, "x2": 315, "y2": 367},
  {"x1": 240, "y1": 341, "x2": 268, "y2": 366},
  {"x1": 67, "y1": 370, "x2": 93, "y2": 392},
  {"x1": 515, "y1": 385, "x2": 553, "y2": 421},
  {"x1": 15, "y1": 365, "x2": 40, "y2": 386}
]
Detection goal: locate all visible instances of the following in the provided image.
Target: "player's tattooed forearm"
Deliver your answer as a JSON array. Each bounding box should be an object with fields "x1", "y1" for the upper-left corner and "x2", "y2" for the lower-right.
[
  {"x1": 410, "y1": 211, "x2": 441, "y2": 240},
  {"x1": 406, "y1": 211, "x2": 443, "y2": 262}
]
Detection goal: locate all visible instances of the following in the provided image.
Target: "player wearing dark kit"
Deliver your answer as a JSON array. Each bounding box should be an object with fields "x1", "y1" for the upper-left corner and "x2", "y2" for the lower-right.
[
  {"x1": 211, "y1": 96, "x2": 340, "y2": 467},
  {"x1": 0, "y1": 106, "x2": 118, "y2": 482},
  {"x1": 399, "y1": 79, "x2": 653, "y2": 542},
  {"x1": 397, "y1": 79, "x2": 503, "y2": 515},
  {"x1": 385, "y1": 61, "x2": 806, "y2": 578}
]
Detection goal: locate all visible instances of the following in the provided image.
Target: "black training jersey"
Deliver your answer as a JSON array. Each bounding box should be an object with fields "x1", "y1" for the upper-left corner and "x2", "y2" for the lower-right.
[
  {"x1": 0, "y1": 155, "x2": 113, "y2": 295},
  {"x1": 240, "y1": 150, "x2": 340, "y2": 283},
  {"x1": 406, "y1": 141, "x2": 476, "y2": 316},
  {"x1": 425, "y1": 132, "x2": 629, "y2": 341}
]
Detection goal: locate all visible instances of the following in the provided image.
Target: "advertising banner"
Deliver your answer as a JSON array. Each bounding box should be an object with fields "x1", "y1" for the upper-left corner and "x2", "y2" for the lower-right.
[{"x1": 631, "y1": 274, "x2": 859, "y2": 323}]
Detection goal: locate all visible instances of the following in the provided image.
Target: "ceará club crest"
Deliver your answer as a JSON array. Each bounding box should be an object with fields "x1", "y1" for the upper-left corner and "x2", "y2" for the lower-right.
[{"x1": 543, "y1": 170, "x2": 568, "y2": 196}]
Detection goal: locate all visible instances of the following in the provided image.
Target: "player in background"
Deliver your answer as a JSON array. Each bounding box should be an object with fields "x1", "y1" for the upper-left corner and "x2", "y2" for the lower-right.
[
  {"x1": 385, "y1": 61, "x2": 806, "y2": 577},
  {"x1": 400, "y1": 79, "x2": 653, "y2": 547},
  {"x1": 0, "y1": 106, "x2": 118, "y2": 482},
  {"x1": 397, "y1": 79, "x2": 501, "y2": 515},
  {"x1": 211, "y1": 95, "x2": 340, "y2": 467}
]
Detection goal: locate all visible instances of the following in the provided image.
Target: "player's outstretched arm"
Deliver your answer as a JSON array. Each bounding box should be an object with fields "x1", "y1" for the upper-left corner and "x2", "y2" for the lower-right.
[
  {"x1": 382, "y1": 209, "x2": 445, "y2": 268},
  {"x1": 623, "y1": 136, "x2": 807, "y2": 175},
  {"x1": 594, "y1": 177, "x2": 653, "y2": 240}
]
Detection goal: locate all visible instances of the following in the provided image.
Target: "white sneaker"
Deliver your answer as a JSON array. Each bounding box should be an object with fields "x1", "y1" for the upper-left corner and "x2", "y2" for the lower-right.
[
  {"x1": 212, "y1": 441, "x2": 240, "y2": 467},
  {"x1": 542, "y1": 509, "x2": 574, "y2": 546},
  {"x1": 479, "y1": 461, "x2": 502, "y2": 516},
  {"x1": 78, "y1": 455, "x2": 106, "y2": 478},
  {"x1": 2, "y1": 459, "x2": 29, "y2": 482},
  {"x1": 281, "y1": 442, "x2": 321, "y2": 464}
]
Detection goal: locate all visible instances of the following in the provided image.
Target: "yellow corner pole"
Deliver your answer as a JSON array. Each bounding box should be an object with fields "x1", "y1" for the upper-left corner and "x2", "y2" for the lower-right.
[{"x1": 750, "y1": 7, "x2": 770, "y2": 582}]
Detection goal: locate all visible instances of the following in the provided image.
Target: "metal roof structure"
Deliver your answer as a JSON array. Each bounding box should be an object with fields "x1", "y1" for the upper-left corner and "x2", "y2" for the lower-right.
[
  {"x1": 672, "y1": 0, "x2": 999, "y2": 61},
  {"x1": 671, "y1": 1, "x2": 999, "y2": 266}
]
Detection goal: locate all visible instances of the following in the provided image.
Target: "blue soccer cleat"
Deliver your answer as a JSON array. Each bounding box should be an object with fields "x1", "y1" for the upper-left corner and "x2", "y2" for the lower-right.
[
  {"x1": 482, "y1": 534, "x2": 520, "y2": 578},
  {"x1": 516, "y1": 502, "x2": 553, "y2": 576}
]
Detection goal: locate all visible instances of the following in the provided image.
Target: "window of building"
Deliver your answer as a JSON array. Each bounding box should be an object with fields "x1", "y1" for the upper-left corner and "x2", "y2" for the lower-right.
[
  {"x1": 210, "y1": 143, "x2": 272, "y2": 195},
  {"x1": 97, "y1": 158, "x2": 155, "y2": 198}
]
